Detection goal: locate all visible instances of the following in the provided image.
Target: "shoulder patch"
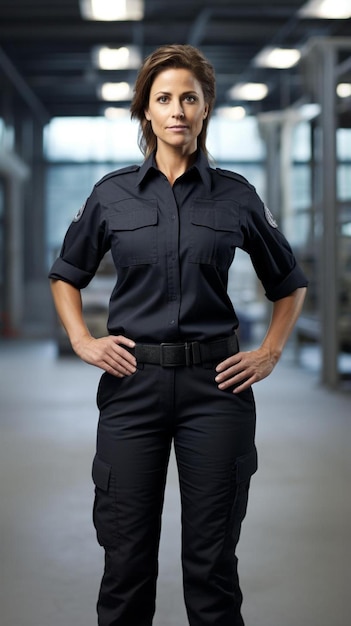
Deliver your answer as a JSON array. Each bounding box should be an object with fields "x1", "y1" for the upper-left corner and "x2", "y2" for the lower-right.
[
  {"x1": 215, "y1": 168, "x2": 255, "y2": 190},
  {"x1": 264, "y1": 204, "x2": 278, "y2": 228},
  {"x1": 95, "y1": 164, "x2": 140, "y2": 187},
  {"x1": 73, "y1": 199, "x2": 87, "y2": 222}
]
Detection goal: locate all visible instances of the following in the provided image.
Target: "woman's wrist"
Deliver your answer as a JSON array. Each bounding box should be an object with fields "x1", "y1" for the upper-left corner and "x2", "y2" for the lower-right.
[{"x1": 70, "y1": 330, "x2": 94, "y2": 355}]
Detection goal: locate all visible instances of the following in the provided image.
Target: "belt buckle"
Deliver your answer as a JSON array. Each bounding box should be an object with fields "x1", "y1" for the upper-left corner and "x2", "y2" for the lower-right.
[
  {"x1": 159, "y1": 342, "x2": 192, "y2": 367},
  {"x1": 160, "y1": 342, "x2": 177, "y2": 367}
]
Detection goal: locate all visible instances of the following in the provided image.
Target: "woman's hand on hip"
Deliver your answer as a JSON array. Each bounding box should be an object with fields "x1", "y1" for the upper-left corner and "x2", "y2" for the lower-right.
[
  {"x1": 72, "y1": 334, "x2": 137, "y2": 377},
  {"x1": 215, "y1": 346, "x2": 278, "y2": 394}
]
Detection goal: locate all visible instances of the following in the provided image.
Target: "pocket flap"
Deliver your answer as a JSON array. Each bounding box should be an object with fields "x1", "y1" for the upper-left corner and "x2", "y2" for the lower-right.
[
  {"x1": 191, "y1": 200, "x2": 239, "y2": 232},
  {"x1": 107, "y1": 201, "x2": 158, "y2": 230},
  {"x1": 92, "y1": 455, "x2": 111, "y2": 491},
  {"x1": 236, "y1": 447, "x2": 258, "y2": 483}
]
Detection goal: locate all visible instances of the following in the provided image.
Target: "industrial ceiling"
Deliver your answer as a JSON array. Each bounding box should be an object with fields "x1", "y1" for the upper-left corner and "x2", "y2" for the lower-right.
[{"x1": 0, "y1": 0, "x2": 350, "y2": 121}]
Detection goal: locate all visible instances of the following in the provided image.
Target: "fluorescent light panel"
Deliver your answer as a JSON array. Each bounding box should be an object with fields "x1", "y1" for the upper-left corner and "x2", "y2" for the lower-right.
[
  {"x1": 337, "y1": 83, "x2": 351, "y2": 98},
  {"x1": 229, "y1": 83, "x2": 269, "y2": 101},
  {"x1": 104, "y1": 107, "x2": 130, "y2": 119},
  {"x1": 93, "y1": 46, "x2": 142, "y2": 70},
  {"x1": 80, "y1": 0, "x2": 144, "y2": 21},
  {"x1": 216, "y1": 106, "x2": 246, "y2": 120},
  {"x1": 299, "y1": 0, "x2": 351, "y2": 19},
  {"x1": 99, "y1": 82, "x2": 133, "y2": 101},
  {"x1": 254, "y1": 47, "x2": 301, "y2": 69}
]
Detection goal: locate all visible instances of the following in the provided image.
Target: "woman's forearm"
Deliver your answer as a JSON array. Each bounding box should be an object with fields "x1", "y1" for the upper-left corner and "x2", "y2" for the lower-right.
[
  {"x1": 50, "y1": 279, "x2": 92, "y2": 351},
  {"x1": 50, "y1": 278, "x2": 136, "y2": 376},
  {"x1": 260, "y1": 287, "x2": 307, "y2": 364},
  {"x1": 215, "y1": 287, "x2": 307, "y2": 393}
]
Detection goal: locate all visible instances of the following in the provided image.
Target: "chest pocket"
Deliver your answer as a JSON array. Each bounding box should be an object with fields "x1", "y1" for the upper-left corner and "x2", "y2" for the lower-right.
[
  {"x1": 188, "y1": 200, "x2": 241, "y2": 269},
  {"x1": 106, "y1": 199, "x2": 158, "y2": 267}
]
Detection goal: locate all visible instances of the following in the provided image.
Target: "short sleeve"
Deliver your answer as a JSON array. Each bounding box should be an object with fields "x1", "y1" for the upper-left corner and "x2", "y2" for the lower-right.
[
  {"x1": 48, "y1": 187, "x2": 110, "y2": 289},
  {"x1": 241, "y1": 192, "x2": 308, "y2": 301}
]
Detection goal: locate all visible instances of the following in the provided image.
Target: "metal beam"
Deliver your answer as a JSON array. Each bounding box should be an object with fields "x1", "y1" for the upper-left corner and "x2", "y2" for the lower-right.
[
  {"x1": 0, "y1": 47, "x2": 50, "y2": 123},
  {"x1": 188, "y1": 9, "x2": 212, "y2": 46}
]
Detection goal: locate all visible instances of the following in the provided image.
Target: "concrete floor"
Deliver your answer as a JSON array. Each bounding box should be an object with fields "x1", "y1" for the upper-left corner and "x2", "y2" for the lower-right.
[{"x1": 0, "y1": 339, "x2": 350, "y2": 626}]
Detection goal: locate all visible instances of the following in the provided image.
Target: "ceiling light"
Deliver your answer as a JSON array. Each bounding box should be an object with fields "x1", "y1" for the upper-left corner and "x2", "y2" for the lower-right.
[
  {"x1": 299, "y1": 0, "x2": 351, "y2": 19},
  {"x1": 80, "y1": 0, "x2": 144, "y2": 21},
  {"x1": 228, "y1": 83, "x2": 269, "y2": 101},
  {"x1": 99, "y1": 82, "x2": 133, "y2": 101},
  {"x1": 104, "y1": 107, "x2": 130, "y2": 119},
  {"x1": 254, "y1": 47, "x2": 301, "y2": 69},
  {"x1": 216, "y1": 106, "x2": 246, "y2": 120},
  {"x1": 93, "y1": 46, "x2": 142, "y2": 70},
  {"x1": 336, "y1": 83, "x2": 351, "y2": 98}
]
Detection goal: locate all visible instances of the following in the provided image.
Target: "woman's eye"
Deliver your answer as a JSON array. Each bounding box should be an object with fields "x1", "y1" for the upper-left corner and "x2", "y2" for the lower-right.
[
  {"x1": 158, "y1": 96, "x2": 168, "y2": 103},
  {"x1": 185, "y1": 95, "x2": 197, "y2": 103}
]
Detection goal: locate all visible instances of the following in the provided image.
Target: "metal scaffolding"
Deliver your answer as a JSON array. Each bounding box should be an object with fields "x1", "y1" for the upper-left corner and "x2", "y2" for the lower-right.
[{"x1": 259, "y1": 38, "x2": 351, "y2": 388}]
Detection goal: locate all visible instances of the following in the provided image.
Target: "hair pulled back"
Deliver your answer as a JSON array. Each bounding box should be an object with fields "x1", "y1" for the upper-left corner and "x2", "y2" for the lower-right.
[{"x1": 130, "y1": 44, "x2": 216, "y2": 158}]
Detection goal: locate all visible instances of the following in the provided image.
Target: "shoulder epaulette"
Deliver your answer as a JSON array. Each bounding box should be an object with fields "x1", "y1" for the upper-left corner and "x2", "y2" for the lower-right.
[
  {"x1": 95, "y1": 165, "x2": 140, "y2": 186},
  {"x1": 215, "y1": 168, "x2": 255, "y2": 191}
]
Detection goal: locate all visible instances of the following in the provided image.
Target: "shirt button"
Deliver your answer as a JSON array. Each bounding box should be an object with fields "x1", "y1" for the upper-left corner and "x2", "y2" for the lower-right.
[
  {"x1": 171, "y1": 214, "x2": 176, "y2": 220},
  {"x1": 170, "y1": 320, "x2": 175, "y2": 325}
]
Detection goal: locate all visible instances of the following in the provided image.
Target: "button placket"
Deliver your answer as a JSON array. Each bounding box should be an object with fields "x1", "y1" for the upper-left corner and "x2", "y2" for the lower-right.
[{"x1": 165, "y1": 186, "x2": 181, "y2": 332}]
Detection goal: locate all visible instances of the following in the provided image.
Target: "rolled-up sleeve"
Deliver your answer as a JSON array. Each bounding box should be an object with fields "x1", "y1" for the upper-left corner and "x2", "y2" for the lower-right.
[
  {"x1": 48, "y1": 188, "x2": 109, "y2": 289},
  {"x1": 241, "y1": 194, "x2": 308, "y2": 301}
]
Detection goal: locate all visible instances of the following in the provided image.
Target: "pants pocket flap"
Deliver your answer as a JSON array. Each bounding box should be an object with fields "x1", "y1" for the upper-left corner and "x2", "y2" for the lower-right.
[
  {"x1": 92, "y1": 455, "x2": 111, "y2": 491},
  {"x1": 236, "y1": 447, "x2": 258, "y2": 483}
]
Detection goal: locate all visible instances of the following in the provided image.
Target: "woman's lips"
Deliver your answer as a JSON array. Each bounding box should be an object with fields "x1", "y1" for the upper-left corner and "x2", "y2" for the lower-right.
[{"x1": 167, "y1": 125, "x2": 188, "y2": 131}]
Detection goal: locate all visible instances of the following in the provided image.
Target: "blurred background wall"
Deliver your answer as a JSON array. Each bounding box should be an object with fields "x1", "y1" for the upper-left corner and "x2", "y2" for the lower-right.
[{"x1": 0, "y1": 0, "x2": 351, "y2": 388}]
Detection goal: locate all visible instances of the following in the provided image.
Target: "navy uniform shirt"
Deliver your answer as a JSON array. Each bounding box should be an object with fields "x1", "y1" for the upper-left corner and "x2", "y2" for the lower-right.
[{"x1": 49, "y1": 150, "x2": 308, "y2": 343}]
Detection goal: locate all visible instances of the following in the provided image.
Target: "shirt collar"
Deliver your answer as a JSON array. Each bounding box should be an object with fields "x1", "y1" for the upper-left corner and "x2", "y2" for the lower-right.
[
  {"x1": 135, "y1": 152, "x2": 158, "y2": 187},
  {"x1": 191, "y1": 149, "x2": 212, "y2": 192},
  {"x1": 135, "y1": 149, "x2": 212, "y2": 192}
]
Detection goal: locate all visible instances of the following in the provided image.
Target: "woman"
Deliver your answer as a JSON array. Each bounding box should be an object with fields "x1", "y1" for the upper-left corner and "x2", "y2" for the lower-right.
[{"x1": 49, "y1": 44, "x2": 307, "y2": 626}]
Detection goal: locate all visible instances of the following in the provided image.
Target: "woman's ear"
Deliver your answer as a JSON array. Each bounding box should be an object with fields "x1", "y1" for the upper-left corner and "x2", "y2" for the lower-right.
[
  {"x1": 144, "y1": 109, "x2": 151, "y2": 121},
  {"x1": 203, "y1": 104, "x2": 209, "y2": 119}
]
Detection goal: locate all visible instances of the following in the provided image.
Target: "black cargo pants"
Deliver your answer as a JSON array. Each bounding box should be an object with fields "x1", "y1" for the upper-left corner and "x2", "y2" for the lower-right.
[{"x1": 92, "y1": 354, "x2": 257, "y2": 626}]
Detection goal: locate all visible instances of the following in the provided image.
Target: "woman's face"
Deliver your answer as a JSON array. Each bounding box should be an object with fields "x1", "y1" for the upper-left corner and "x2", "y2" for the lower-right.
[{"x1": 145, "y1": 68, "x2": 209, "y2": 154}]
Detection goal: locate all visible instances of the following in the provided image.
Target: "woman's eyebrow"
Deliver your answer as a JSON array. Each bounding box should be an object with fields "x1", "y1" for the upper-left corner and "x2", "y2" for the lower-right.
[{"x1": 152, "y1": 90, "x2": 197, "y2": 96}]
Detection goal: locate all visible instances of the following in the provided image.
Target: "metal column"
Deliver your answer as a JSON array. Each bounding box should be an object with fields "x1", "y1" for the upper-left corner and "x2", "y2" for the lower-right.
[
  {"x1": 315, "y1": 42, "x2": 339, "y2": 388},
  {"x1": 258, "y1": 114, "x2": 282, "y2": 223},
  {"x1": 301, "y1": 37, "x2": 351, "y2": 387},
  {"x1": 0, "y1": 151, "x2": 29, "y2": 334}
]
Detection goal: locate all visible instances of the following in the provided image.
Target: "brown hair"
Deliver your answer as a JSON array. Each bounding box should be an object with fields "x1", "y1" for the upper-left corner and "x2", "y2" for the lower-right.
[{"x1": 130, "y1": 44, "x2": 216, "y2": 158}]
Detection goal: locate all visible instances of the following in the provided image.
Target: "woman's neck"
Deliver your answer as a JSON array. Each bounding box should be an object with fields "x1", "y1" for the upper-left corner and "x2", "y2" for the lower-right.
[{"x1": 155, "y1": 145, "x2": 197, "y2": 185}]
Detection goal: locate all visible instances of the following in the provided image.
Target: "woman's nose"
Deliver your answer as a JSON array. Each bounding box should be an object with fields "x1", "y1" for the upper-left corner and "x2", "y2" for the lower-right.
[{"x1": 172, "y1": 103, "x2": 184, "y2": 118}]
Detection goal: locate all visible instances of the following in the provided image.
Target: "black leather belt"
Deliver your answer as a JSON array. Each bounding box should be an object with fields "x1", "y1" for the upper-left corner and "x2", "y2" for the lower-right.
[{"x1": 133, "y1": 334, "x2": 238, "y2": 367}]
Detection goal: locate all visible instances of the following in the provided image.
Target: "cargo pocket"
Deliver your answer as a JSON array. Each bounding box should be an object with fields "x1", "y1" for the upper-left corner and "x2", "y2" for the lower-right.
[
  {"x1": 92, "y1": 455, "x2": 118, "y2": 548},
  {"x1": 236, "y1": 447, "x2": 258, "y2": 484},
  {"x1": 230, "y1": 447, "x2": 258, "y2": 546}
]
